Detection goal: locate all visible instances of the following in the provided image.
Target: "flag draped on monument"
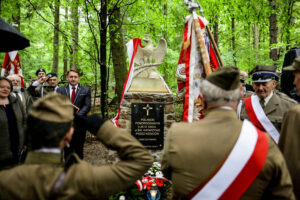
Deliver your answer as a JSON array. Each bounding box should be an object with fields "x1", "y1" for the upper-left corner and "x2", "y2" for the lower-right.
[
  {"x1": 176, "y1": 12, "x2": 220, "y2": 122},
  {"x1": 112, "y1": 38, "x2": 143, "y2": 127},
  {"x1": 1, "y1": 51, "x2": 24, "y2": 87}
]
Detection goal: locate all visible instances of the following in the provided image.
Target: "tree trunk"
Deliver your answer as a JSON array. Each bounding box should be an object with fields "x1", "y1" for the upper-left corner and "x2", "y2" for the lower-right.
[
  {"x1": 100, "y1": 0, "x2": 108, "y2": 119},
  {"x1": 109, "y1": 6, "x2": 128, "y2": 103},
  {"x1": 269, "y1": 0, "x2": 278, "y2": 61},
  {"x1": 52, "y1": 0, "x2": 60, "y2": 74},
  {"x1": 231, "y1": 17, "x2": 237, "y2": 66},
  {"x1": 12, "y1": 0, "x2": 20, "y2": 31},
  {"x1": 213, "y1": 15, "x2": 219, "y2": 48},
  {"x1": 253, "y1": 23, "x2": 259, "y2": 59},
  {"x1": 63, "y1": 6, "x2": 68, "y2": 80},
  {"x1": 162, "y1": 3, "x2": 168, "y2": 83},
  {"x1": 70, "y1": 0, "x2": 79, "y2": 69},
  {"x1": 253, "y1": 23, "x2": 259, "y2": 50},
  {"x1": 285, "y1": 0, "x2": 295, "y2": 50}
]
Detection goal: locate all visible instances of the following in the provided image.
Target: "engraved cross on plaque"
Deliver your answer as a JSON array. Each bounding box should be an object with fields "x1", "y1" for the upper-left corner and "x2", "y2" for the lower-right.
[{"x1": 143, "y1": 104, "x2": 153, "y2": 116}]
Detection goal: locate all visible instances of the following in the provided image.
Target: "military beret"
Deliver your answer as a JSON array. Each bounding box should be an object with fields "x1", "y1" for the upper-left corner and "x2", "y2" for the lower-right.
[
  {"x1": 284, "y1": 57, "x2": 300, "y2": 72},
  {"x1": 36, "y1": 68, "x2": 46, "y2": 75},
  {"x1": 250, "y1": 65, "x2": 279, "y2": 82},
  {"x1": 29, "y1": 93, "x2": 74, "y2": 123},
  {"x1": 206, "y1": 67, "x2": 240, "y2": 90},
  {"x1": 47, "y1": 72, "x2": 57, "y2": 78}
]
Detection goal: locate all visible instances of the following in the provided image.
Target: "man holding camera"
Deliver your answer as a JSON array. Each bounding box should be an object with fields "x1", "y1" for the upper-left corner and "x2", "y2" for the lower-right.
[{"x1": 27, "y1": 72, "x2": 59, "y2": 99}]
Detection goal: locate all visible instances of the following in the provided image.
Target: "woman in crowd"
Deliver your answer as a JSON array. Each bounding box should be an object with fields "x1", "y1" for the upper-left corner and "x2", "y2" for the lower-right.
[{"x1": 0, "y1": 77, "x2": 25, "y2": 170}]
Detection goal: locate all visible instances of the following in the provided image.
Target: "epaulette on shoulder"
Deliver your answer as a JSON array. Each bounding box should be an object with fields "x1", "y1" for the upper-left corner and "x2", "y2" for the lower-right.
[{"x1": 275, "y1": 91, "x2": 298, "y2": 104}]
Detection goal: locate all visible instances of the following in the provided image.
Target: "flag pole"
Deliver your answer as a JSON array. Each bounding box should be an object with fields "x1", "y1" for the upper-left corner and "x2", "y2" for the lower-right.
[
  {"x1": 195, "y1": 1, "x2": 223, "y2": 67},
  {"x1": 192, "y1": 13, "x2": 212, "y2": 75},
  {"x1": 205, "y1": 26, "x2": 223, "y2": 67},
  {"x1": 186, "y1": 0, "x2": 223, "y2": 68}
]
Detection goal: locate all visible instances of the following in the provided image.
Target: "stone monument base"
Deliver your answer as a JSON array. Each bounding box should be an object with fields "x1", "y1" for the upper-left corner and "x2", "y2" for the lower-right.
[{"x1": 118, "y1": 92, "x2": 175, "y2": 160}]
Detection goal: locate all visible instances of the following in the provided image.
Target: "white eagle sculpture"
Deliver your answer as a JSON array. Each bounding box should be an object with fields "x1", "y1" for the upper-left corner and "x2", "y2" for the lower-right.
[{"x1": 133, "y1": 34, "x2": 167, "y2": 79}]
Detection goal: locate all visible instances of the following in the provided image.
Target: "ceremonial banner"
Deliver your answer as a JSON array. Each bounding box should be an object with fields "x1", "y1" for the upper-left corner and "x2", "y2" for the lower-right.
[
  {"x1": 1, "y1": 51, "x2": 24, "y2": 87},
  {"x1": 112, "y1": 38, "x2": 142, "y2": 126},
  {"x1": 176, "y1": 14, "x2": 220, "y2": 122},
  {"x1": 187, "y1": 120, "x2": 268, "y2": 200},
  {"x1": 244, "y1": 95, "x2": 280, "y2": 143}
]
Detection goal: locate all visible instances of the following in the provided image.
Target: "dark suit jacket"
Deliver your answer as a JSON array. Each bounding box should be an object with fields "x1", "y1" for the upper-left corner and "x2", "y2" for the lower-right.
[{"x1": 56, "y1": 84, "x2": 91, "y2": 116}]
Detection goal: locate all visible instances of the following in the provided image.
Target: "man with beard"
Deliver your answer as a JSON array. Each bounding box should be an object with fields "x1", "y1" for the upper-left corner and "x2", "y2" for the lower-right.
[
  {"x1": 28, "y1": 72, "x2": 59, "y2": 99},
  {"x1": 7, "y1": 74, "x2": 33, "y2": 115}
]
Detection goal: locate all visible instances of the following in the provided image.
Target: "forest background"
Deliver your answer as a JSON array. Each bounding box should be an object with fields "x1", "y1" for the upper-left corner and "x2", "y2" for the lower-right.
[{"x1": 0, "y1": 0, "x2": 299, "y2": 118}]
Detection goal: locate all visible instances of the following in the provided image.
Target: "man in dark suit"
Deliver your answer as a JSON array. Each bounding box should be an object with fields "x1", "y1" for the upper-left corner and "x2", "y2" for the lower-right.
[{"x1": 56, "y1": 69, "x2": 91, "y2": 159}]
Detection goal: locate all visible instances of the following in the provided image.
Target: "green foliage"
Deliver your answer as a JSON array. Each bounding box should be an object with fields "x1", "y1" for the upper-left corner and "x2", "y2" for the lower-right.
[{"x1": 0, "y1": 0, "x2": 299, "y2": 101}]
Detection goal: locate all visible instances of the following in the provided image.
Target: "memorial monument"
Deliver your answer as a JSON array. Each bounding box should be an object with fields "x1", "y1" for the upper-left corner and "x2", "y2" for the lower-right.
[{"x1": 118, "y1": 34, "x2": 175, "y2": 152}]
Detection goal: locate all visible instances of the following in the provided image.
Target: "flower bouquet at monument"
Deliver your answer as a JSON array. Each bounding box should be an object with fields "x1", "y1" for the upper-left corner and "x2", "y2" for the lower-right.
[
  {"x1": 134, "y1": 162, "x2": 171, "y2": 200},
  {"x1": 109, "y1": 162, "x2": 171, "y2": 200}
]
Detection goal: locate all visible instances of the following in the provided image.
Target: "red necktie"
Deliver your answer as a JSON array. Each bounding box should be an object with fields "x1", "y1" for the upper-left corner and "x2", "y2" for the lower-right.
[{"x1": 71, "y1": 87, "x2": 76, "y2": 103}]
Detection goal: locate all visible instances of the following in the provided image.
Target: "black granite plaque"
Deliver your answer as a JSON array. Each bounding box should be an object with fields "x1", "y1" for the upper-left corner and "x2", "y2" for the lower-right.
[{"x1": 131, "y1": 103, "x2": 164, "y2": 150}]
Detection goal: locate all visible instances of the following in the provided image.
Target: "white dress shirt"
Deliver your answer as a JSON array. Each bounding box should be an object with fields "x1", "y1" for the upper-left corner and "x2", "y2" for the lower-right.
[{"x1": 69, "y1": 84, "x2": 78, "y2": 99}]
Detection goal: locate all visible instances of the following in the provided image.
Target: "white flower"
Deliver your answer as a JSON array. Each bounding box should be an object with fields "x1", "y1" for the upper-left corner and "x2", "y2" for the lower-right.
[
  {"x1": 155, "y1": 171, "x2": 164, "y2": 178},
  {"x1": 153, "y1": 162, "x2": 161, "y2": 168}
]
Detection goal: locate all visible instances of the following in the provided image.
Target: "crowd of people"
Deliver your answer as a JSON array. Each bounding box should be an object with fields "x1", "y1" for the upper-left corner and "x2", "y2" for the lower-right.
[
  {"x1": 0, "y1": 68, "x2": 91, "y2": 170},
  {"x1": 0, "y1": 57, "x2": 299, "y2": 199}
]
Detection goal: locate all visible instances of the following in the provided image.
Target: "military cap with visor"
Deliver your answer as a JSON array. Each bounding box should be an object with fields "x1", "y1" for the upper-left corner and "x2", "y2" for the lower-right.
[
  {"x1": 206, "y1": 67, "x2": 240, "y2": 90},
  {"x1": 283, "y1": 57, "x2": 300, "y2": 72},
  {"x1": 250, "y1": 65, "x2": 279, "y2": 83}
]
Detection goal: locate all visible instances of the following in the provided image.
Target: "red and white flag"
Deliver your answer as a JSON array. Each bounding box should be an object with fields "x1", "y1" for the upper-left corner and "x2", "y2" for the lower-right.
[
  {"x1": 176, "y1": 14, "x2": 220, "y2": 122},
  {"x1": 1, "y1": 51, "x2": 24, "y2": 87},
  {"x1": 112, "y1": 38, "x2": 143, "y2": 126}
]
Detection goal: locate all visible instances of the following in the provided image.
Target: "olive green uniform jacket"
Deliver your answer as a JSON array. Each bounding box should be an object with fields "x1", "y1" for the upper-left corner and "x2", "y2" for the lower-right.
[
  {"x1": 279, "y1": 104, "x2": 300, "y2": 199},
  {"x1": 27, "y1": 83, "x2": 58, "y2": 99},
  {"x1": 161, "y1": 108, "x2": 295, "y2": 199},
  {"x1": 0, "y1": 121, "x2": 154, "y2": 199},
  {"x1": 0, "y1": 95, "x2": 25, "y2": 162},
  {"x1": 240, "y1": 92, "x2": 296, "y2": 133}
]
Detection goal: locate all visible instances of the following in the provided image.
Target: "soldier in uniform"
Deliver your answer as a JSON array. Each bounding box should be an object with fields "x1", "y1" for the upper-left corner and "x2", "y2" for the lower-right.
[
  {"x1": 161, "y1": 67, "x2": 295, "y2": 199},
  {"x1": 27, "y1": 72, "x2": 59, "y2": 99},
  {"x1": 29, "y1": 68, "x2": 46, "y2": 86},
  {"x1": 240, "y1": 65, "x2": 296, "y2": 142},
  {"x1": 0, "y1": 93, "x2": 153, "y2": 199},
  {"x1": 7, "y1": 74, "x2": 34, "y2": 115},
  {"x1": 279, "y1": 56, "x2": 300, "y2": 199}
]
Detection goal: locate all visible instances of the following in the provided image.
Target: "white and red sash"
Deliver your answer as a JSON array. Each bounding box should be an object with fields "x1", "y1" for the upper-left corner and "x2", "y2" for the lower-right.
[
  {"x1": 244, "y1": 95, "x2": 280, "y2": 143},
  {"x1": 187, "y1": 120, "x2": 269, "y2": 200}
]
